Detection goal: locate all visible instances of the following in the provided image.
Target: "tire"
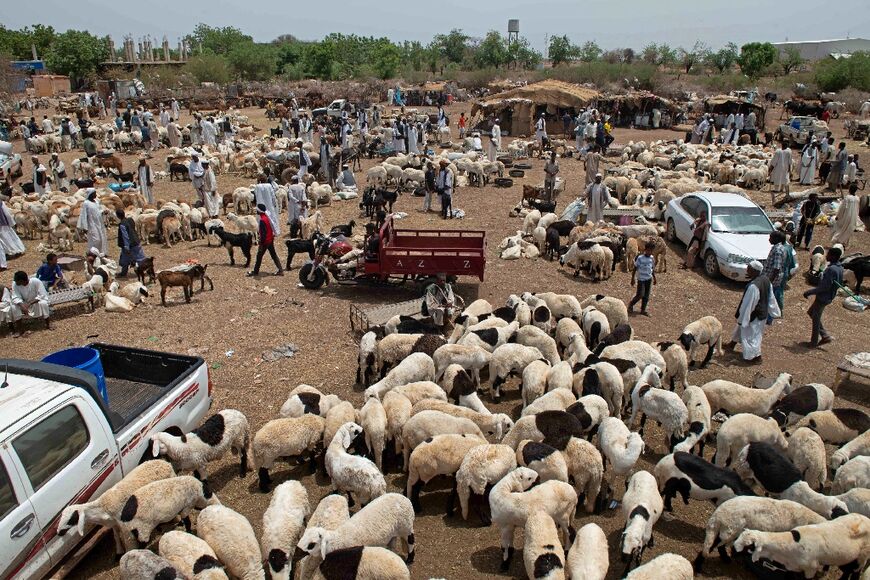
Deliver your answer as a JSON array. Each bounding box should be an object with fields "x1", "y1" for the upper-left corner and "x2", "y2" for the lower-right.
[
  {"x1": 704, "y1": 250, "x2": 721, "y2": 279},
  {"x1": 666, "y1": 219, "x2": 678, "y2": 243},
  {"x1": 299, "y1": 263, "x2": 326, "y2": 289}
]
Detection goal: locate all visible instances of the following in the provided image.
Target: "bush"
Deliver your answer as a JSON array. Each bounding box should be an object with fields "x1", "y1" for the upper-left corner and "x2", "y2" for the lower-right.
[
  {"x1": 541, "y1": 61, "x2": 658, "y2": 91},
  {"x1": 184, "y1": 54, "x2": 232, "y2": 84},
  {"x1": 814, "y1": 52, "x2": 870, "y2": 92}
]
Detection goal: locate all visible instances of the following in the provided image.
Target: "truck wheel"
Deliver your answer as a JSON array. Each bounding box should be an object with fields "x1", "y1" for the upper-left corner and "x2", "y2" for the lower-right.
[
  {"x1": 704, "y1": 250, "x2": 721, "y2": 279},
  {"x1": 299, "y1": 264, "x2": 326, "y2": 289}
]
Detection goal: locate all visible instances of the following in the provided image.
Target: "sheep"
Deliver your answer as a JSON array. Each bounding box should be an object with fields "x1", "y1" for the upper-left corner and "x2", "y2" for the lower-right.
[
  {"x1": 733, "y1": 514, "x2": 870, "y2": 580},
  {"x1": 260, "y1": 481, "x2": 310, "y2": 580},
  {"x1": 591, "y1": 323, "x2": 634, "y2": 355},
  {"x1": 620, "y1": 470, "x2": 664, "y2": 573},
  {"x1": 521, "y1": 388, "x2": 576, "y2": 417},
  {"x1": 656, "y1": 341, "x2": 688, "y2": 392},
  {"x1": 523, "y1": 209, "x2": 542, "y2": 234},
  {"x1": 489, "y1": 343, "x2": 546, "y2": 402},
  {"x1": 296, "y1": 493, "x2": 416, "y2": 564},
  {"x1": 455, "y1": 443, "x2": 517, "y2": 523},
  {"x1": 119, "y1": 475, "x2": 220, "y2": 546},
  {"x1": 390, "y1": 381, "x2": 447, "y2": 405},
  {"x1": 357, "y1": 331, "x2": 378, "y2": 386},
  {"x1": 411, "y1": 399, "x2": 513, "y2": 441},
  {"x1": 533, "y1": 291, "x2": 584, "y2": 321},
  {"x1": 654, "y1": 452, "x2": 755, "y2": 513},
  {"x1": 701, "y1": 372, "x2": 793, "y2": 416},
  {"x1": 489, "y1": 467, "x2": 578, "y2": 570},
  {"x1": 401, "y1": 410, "x2": 486, "y2": 467},
  {"x1": 673, "y1": 385, "x2": 712, "y2": 456},
  {"x1": 432, "y1": 344, "x2": 492, "y2": 386},
  {"x1": 514, "y1": 326, "x2": 560, "y2": 367},
  {"x1": 197, "y1": 505, "x2": 264, "y2": 580},
  {"x1": 678, "y1": 316, "x2": 723, "y2": 368},
  {"x1": 323, "y1": 402, "x2": 358, "y2": 456},
  {"x1": 325, "y1": 422, "x2": 386, "y2": 508},
  {"x1": 770, "y1": 382, "x2": 835, "y2": 427},
  {"x1": 279, "y1": 391, "x2": 343, "y2": 419},
  {"x1": 522, "y1": 360, "x2": 552, "y2": 409},
  {"x1": 439, "y1": 364, "x2": 488, "y2": 414},
  {"x1": 382, "y1": 391, "x2": 412, "y2": 465},
  {"x1": 358, "y1": 395, "x2": 387, "y2": 471},
  {"x1": 597, "y1": 417, "x2": 644, "y2": 479},
  {"x1": 715, "y1": 413, "x2": 787, "y2": 467},
  {"x1": 365, "y1": 353, "x2": 436, "y2": 400},
  {"x1": 563, "y1": 436, "x2": 605, "y2": 513},
  {"x1": 516, "y1": 440, "x2": 569, "y2": 484},
  {"x1": 523, "y1": 511, "x2": 566, "y2": 580},
  {"x1": 559, "y1": 242, "x2": 608, "y2": 280},
  {"x1": 624, "y1": 553, "x2": 693, "y2": 580},
  {"x1": 629, "y1": 367, "x2": 688, "y2": 449},
  {"x1": 119, "y1": 550, "x2": 184, "y2": 580},
  {"x1": 837, "y1": 488, "x2": 870, "y2": 518},
  {"x1": 732, "y1": 442, "x2": 848, "y2": 519},
  {"x1": 596, "y1": 340, "x2": 666, "y2": 391},
  {"x1": 502, "y1": 410, "x2": 585, "y2": 451},
  {"x1": 458, "y1": 320, "x2": 519, "y2": 353},
  {"x1": 831, "y1": 428, "x2": 870, "y2": 470},
  {"x1": 407, "y1": 432, "x2": 487, "y2": 513},
  {"x1": 312, "y1": 546, "x2": 411, "y2": 580},
  {"x1": 158, "y1": 531, "x2": 228, "y2": 580},
  {"x1": 375, "y1": 333, "x2": 446, "y2": 378},
  {"x1": 555, "y1": 318, "x2": 583, "y2": 356},
  {"x1": 696, "y1": 497, "x2": 825, "y2": 571},
  {"x1": 832, "y1": 456, "x2": 870, "y2": 495},
  {"x1": 786, "y1": 427, "x2": 827, "y2": 491},
  {"x1": 566, "y1": 523, "x2": 608, "y2": 580},
  {"x1": 57, "y1": 460, "x2": 176, "y2": 554},
  {"x1": 226, "y1": 211, "x2": 259, "y2": 242},
  {"x1": 572, "y1": 360, "x2": 625, "y2": 415},
  {"x1": 578, "y1": 294, "x2": 629, "y2": 330},
  {"x1": 297, "y1": 495, "x2": 351, "y2": 579},
  {"x1": 793, "y1": 408, "x2": 870, "y2": 444},
  {"x1": 252, "y1": 414, "x2": 325, "y2": 492}
]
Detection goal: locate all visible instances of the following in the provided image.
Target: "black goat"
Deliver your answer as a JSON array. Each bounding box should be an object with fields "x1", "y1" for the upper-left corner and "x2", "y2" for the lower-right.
[
  {"x1": 329, "y1": 220, "x2": 356, "y2": 238},
  {"x1": 842, "y1": 253, "x2": 869, "y2": 293},
  {"x1": 209, "y1": 226, "x2": 252, "y2": 267},
  {"x1": 285, "y1": 233, "x2": 323, "y2": 270},
  {"x1": 110, "y1": 170, "x2": 134, "y2": 182},
  {"x1": 169, "y1": 163, "x2": 189, "y2": 181},
  {"x1": 544, "y1": 227, "x2": 560, "y2": 261},
  {"x1": 548, "y1": 220, "x2": 575, "y2": 237},
  {"x1": 528, "y1": 198, "x2": 556, "y2": 213},
  {"x1": 73, "y1": 178, "x2": 95, "y2": 189}
]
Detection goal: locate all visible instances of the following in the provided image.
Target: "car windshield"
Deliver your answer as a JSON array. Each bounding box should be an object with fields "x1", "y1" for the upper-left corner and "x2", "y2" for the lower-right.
[{"x1": 710, "y1": 206, "x2": 772, "y2": 234}]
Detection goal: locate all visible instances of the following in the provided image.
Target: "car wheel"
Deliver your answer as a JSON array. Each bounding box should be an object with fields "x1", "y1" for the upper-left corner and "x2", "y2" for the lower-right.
[
  {"x1": 299, "y1": 263, "x2": 326, "y2": 289},
  {"x1": 666, "y1": 219, "x2": 678, "y2": 243},
  {"x1": 704, "y1": 250, "x2": 720, "y2": 279}
]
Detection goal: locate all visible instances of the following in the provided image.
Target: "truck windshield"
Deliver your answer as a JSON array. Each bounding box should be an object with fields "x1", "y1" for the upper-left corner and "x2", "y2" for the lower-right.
[{"x1": 711, "y1": 206, "x2": 773, "y2": 234}]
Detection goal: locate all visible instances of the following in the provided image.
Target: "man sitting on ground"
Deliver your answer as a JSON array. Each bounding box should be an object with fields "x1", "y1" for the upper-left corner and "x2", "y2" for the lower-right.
[
  {"x1": 10, "y1": 270, "x2": 51, "y2": 334},
  {"x1": 424, "y1": 273, "x2": 465, "y2": 327}
]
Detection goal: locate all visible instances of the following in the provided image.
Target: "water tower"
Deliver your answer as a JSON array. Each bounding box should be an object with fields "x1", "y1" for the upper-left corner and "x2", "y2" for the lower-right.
[{"x1": 508, "y1": 19, "x2": 520, "y2": 45}]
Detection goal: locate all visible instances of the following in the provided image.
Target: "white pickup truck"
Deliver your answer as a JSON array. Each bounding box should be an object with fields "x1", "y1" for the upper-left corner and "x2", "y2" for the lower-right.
[{"x1": 0, "y1": 343, "x2": 212, "y2": 580}]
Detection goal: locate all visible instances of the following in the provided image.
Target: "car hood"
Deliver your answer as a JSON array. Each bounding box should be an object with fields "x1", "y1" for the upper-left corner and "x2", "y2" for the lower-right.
[{"x1": 710, "y1": 232, "x2": 771, "y2": 259}]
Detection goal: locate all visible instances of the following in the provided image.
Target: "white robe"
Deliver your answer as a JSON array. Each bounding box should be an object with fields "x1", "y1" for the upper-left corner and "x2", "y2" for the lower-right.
[
  {"x1": 831, "y1": 194, "x2": 859, "y2": 247},
  {"x1": 770, "y1": 149, "x2": 792, "y2": 186},
  {"x1": 731, "y1": 282, "x2": 780, "y2": 361},
  {"x1": 0, "y1": 200, "x2": 25, "y2": 257},
  {"x1": 585, "y1": 183, "x2": 610, "y2": 223},
  {"x1": 799, "y1": 148, "x2": 818, "y2": 185},
  {"x1": 489, "y1": 124, "x2": 501, "y2": 162},
  {"x1": 138, "y1": 165, "x2": 153, "y2": 204},
  {"x1": 0, "y1": 286, "x2": 13, "y2": 322},
  {"x1": 408, "y1": 125, "x2": 419, "y2": 154},
  {"x1": 203, "y1": 168, "x2": 220, "y2": 218},
  {"x1": 287, "y1": 184, "x2": 308, "y2": 224},
  {"x1": 77, "y1": 199, "x2": 108, "y2": 255},
  {"x1": 254, "y1": 183, "x2": 280, "y2": 235},
  {"x1": 723, "y1": 128, "x2": 739, "y2": 146},
  {"x1": 535, "y1": 119, "x2": 546, "y2": 143},
  {"x1": 10, "y1": 278, "x2": 50, "y2": 320},
  {"x1": 201, "y1": 121, "x2": 217, "y2": 146},
  {"x1": 171, "y1": 100, "x2": 180, "y2": 119},
  {"x1": 33, "y1": 165, "x2": 49, "y2": 195},
  {"x1": 735, "y1": 113, "x2": 744, "y2": 130}
]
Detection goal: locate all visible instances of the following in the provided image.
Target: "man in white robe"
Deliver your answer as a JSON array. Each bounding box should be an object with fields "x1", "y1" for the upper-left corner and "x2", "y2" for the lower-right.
[
  {"x1": 50, "y1": 154, "x2": 68, "y2": 190},
  {"x1": 76, "y1": 189, "x2": 108, "y2": 255},
  {"x1": 652, "y1": 108, "x2": 661, "y2": 129},
  {"x1": 585, "y1": 174, "x2": 610, "y2": 223},
  {"x1": 723, "y1": 123, "x2": 740, "y2": 146},
  {"x1": 336, "y1": 164, "x2": 357, "y2": 192},
  {"x1": 799, "y1": 142, "x2": 819, "y2": 185},
  {"x1": 297, "y1": 141, "x2": 311, "y2": 179},
  {"x1": 831, "y1": 185, "x2": 860, "y2": 248},
  {"x1": 137, "y1": 157, "x2": 154, "y2": 205},
  {"x1": 735, "y1": 112, "x2": 744, "y2": 131},
  {"x1": 724, "y1": 112, "x2": 735, "y2": 131},
  {"x1": 253, "y1": 175, "x2": 280, "y2": 236},
  {"x1": 159, "y1": 106, "x2": 170, "y2": 127},
  {"x1": 407, "y1": 123, "x2": 419, "y2": 155},
  {"x1": 0, "y1": 197, "x2": 25, "y2": 262},
  {"x1": 340, "y1": 121, "x2": 351, "y2": 150},
  {"x1": 202, "y1": 161, "x2": 220, "y2": 218},
  {"x1": 10, "y1": 271, "x2": 51, "y2": 332},
  {"x1": 769, "y1": 142, "x2": 792, "y2": 201},
  {"x1": 726, "y1": 261, "x2": 780, "y2": 363},
  {"x1": 585, "y1": 147, "x2": 601, "y2": 186},
  {"x1": 535, "y1": 114, "x2": 547, "y2": 146},
  {"x1": 201, "y1": 118, "x2": 217, "y2": 147},
  {"x1": 32, "y1": 157, "x2": 49, "y2": 195},
  {"x1": 188, "y1": 155, "x2": 204, "y2": 202},
  {"x1": 167, "y1": 121, "x2": 181, "y2": 148},
  {"x1": 170, "y1": 99, "x2": 180, "y2": 120},
  {"x1": 286, "y1": 176, "x2": 308, "y2": 237},
  {"x1": 489, "y1": 121, "x2": 501, "y2": 162}
]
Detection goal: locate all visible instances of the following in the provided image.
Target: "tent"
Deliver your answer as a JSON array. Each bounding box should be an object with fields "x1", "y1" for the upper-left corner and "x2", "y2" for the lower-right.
[
  {"x1": 471, "y1": 80, "x2": 600, "y2": 136},
  {"x1": 704, "y1": 95, "x2": 766, "y2": 127},
  {"x1": 595, "y1": 91, "x2": 681, "y2": 128}
]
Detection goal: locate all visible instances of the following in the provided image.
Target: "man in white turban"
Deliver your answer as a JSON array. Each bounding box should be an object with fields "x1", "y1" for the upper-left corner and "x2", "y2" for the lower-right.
[
  {"x1": 725, "y1": 260, "x2": 780, "y2": 363},
  {"x1": 76, "y1": 189, "x2": 108, "y2": 256}
]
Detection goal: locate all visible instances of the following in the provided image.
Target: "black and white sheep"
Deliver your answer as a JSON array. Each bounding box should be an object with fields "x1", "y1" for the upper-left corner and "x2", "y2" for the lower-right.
[
  {"x1": 572, "y1": 361, "x2": 624, "y2": 415},
  {"x1": 297, "y1": 494, "x2": 351, "y2": 579},
  {"x1": 516, "y1": 440, "x2": 569, "y2": 484},
  {"x1": 279, "y1": 390, "x2": 343, "y2": 419},
  {"x1": 365, "y1": 353, "x2": 436, "y2": 400},
  {"x1": 653, "y1": 452, "x2": 754, "y2": 513},
  {"x1": 672, "y1": 385, "x2": 712, "y2": 456},
  {"x1": 261, "y1": 480, "x2": 311, "y2": 580},
  {"x1": 578, "y1": 294, "x2": 629, "y2": 329},
  {"x1": 714, "y1": 413, "x2": 787, "y2": 467},
  {"x1": 119, "y1": 550, "x2": 184, "y2": 580},
  {"x1": 375, "y1": 333, "x2": 446, "y2": 378},
  {"x1": 440, "y1": 364, "x2": 489, "y2": 414},
  {"x1": 432, "y1": 343, "x2": 492, "y2": 386},
  {"x1": 489, "y1": 343, "x2": 547, "y2": 402},
  {"x1": 620, "y1": 470, "x2": 664, "y2": 573},
  {"x1": 522, "y1": 511, "x2": 566, "y2": 580},
  {"x1": 655, "y1": 341, "x2": 688, "y2": 392},
  {"x1": 455, "y1": 443, "x2": 517, "y2": 524},
  {"x1": 580, "y1": 306, "x2": 610, "y2": 350},
  {"x1": 769, "y1": 382, "x2": 835, "y2": 427},
  {"x1": 357, "y1": 330, "x2": 379, "y2": 386},
  {"x1": 326, "y1": 422, "x2": 387, "y2": 506},
  {"x1": 677, "y1": 315, "x2": 723, "y2": 368},
  {"x1": 313, "y1": 546, "x2": 411, "y2": 580},
  {"x1": 624, "y1": 553, "x2": 693, "y2": 580},
  {"x1": 792, "y1": 408, "x2": 870, "y2": 444},
  {"x1": 158, "y1": 530, "x2": 228, "y2": 580},
  {"x1": 502, "y1": 410, "x2": 586, "y2": 451},
  {"x1": 197, "y1": 505, "x2": 264, "y2": 580},
  {"x1": 252, "y1": 414, "x2": 326, "y2": 492}
]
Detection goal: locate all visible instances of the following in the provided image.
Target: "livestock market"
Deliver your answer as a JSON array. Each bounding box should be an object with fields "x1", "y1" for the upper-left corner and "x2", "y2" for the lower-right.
[{"x1": 1, "y1": 11, "x2": 870, "y2": 580}]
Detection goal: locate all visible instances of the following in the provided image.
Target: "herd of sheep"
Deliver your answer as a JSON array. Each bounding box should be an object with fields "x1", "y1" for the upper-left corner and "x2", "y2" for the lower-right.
[{"x1": 53, "y1": 288, "x2": 870, "y2": 580}]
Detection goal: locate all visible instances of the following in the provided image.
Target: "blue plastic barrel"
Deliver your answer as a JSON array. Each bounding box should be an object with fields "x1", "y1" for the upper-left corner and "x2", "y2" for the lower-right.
[{"x1": 42, "y1": 347, "x2": 109, "y2": 404}]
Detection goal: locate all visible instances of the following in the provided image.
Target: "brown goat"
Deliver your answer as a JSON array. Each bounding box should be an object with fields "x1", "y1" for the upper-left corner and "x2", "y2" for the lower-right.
[
  {"x1": 136, "y1": 257, "x2": 156, "y2": 284},
  {"x1": 158, "y1": 270, "x2": 193, "y2": 305}
]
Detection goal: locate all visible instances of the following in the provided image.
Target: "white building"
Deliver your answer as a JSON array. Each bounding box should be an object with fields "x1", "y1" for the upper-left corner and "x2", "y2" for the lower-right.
[{"x1": 772, "y1": 38, "x2": 870, "y2": 61}]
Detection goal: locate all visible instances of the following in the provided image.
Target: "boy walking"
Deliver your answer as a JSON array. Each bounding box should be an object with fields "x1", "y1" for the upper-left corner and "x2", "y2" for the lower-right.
[{"x1": 629, "y1": 242, "x2": 657, "y2": 316}]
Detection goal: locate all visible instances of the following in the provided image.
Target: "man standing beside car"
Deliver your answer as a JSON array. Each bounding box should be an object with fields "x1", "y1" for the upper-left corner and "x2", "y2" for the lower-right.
[{"x1": 724, "y1": 260, "x2": 780, "y2": 364}]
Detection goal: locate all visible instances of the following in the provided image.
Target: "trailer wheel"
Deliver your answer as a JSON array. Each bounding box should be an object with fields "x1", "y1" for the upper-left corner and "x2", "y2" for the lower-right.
[{"x1": 299, "y1": 264, "x2": 326, "y2": 289}]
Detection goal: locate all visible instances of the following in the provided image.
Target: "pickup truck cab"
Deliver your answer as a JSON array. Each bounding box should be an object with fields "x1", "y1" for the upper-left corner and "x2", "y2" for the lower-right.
[
  {"x1": 312, "y1": 99, "x2": 354, "y2": 119},
  {"x1": 0, "y1": 343, "x2": 211, "y2": 580},
  {"x1": 776, "y1": 116, "x2": 828, "y2": 147}
]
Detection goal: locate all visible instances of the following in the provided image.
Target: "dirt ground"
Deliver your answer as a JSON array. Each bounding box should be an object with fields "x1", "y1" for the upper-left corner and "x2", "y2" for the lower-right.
[{"x1": 2, "y1": 100, "x2": 868, "y2": 580}]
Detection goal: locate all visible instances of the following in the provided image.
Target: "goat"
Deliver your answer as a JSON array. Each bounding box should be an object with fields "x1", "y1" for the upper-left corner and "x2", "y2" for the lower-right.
[{"x1": 209, "y1": 226, "x2": 252, "y2": 267}]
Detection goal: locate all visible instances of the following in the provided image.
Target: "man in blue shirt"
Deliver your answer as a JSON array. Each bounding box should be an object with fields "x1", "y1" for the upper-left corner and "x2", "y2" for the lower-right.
[
  {"x1": 803, "y1": 246, "x2": 843, "y2": 347},
  {"x1": 628, "y1": 242, "x2": 657, "y2": 316},
  {"x1": 35, "y1": 253, "x2": 66, "y2": 290}
]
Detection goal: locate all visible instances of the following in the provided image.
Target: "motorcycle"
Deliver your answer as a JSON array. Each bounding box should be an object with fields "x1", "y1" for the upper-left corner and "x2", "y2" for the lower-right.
[{"x1": 298, "y1": 233, "x2": 358, "y2": 289}]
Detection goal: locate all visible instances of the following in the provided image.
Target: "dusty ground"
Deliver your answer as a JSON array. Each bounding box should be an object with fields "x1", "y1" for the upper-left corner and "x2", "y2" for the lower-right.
[{"x1": 2, "y1": 100, "x2": 868, "y2": 580}]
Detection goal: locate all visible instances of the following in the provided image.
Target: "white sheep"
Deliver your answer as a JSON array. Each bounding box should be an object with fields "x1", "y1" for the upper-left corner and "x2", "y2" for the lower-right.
[
  {"x1": 260, "y1": 482, "x2": 310, "y2": 580},
  {"x1": 832, "y1": 456, "x2": 870, "y2": 495},
  {"x1": 656, "y1": 341, "x2": 688, "y2": 391},
  {"x1": 489, "y1": 343, "x2": 546, "y2": 402},
  {"x1": 563, "y1": 437, "x2": 605, "y2": 513},
  {"x1": 678, "y1": 315, "x2": 723, "y2": 368},
  {"x1": 597, "y1": 417, "x2": 645, "y2": 478},
  {"x1": 226, "y1": 212, "x2": 259, "y2": 242},
  {"x1": 411, "y1": 399, "x2": 513, "y2": 441},
  {"x1": 534, "y1": 291, "x2": 584, "y2": 321},
  {"x1": 701, "y1": 372, "x2": 793, "y2": 416},
  {"x1": 629, "y1": 366, "x2": 687, "y2": 450},
  {"x1": 523, "y1": 511, "x2": 566, "y2": 580},
  {"x1": 150, "y1": 409, "x2": 250, "y2": 480},
  {"x1": 323, "y1": 401, "x2": 357, "y2": 456},
  {"x1": 326, "y1": 422, "x2": 386, "y2": 506},
  {"x1": 546, "y1": 361, "x2": 574, "y2": 392},
  {"x1": 252, "y1": 415, "x2": 325, "y2": 492},
  {"x1": 572, "y1": 360, "x2": 624, "y2": 415},
  {"x1": 831, "y1": 428, "x2": 870, "y2": 470},
  {"x1": 489, "y1": 467, "x2": 578, "y2": 570},
  {"x1": 297, "y1": 494, "x2": 350, "y2": 579},
  {"x1": 390, "y1": 381, "x2": 447, "y2": 404},
  {"x1": 119, "y1": 550, "x2": 183, "y2": 580},
  {"x1": 458, "y1": 320, "x2": 519, "y2": 353},
  {"x1": 365, "y1": 352, "x2": 436, "y2": 400},
  {"x1": 522, "y1": 360, "x2": 552, "y2": 408},
  {"x1": 786, "y1": 427, "x2": 827, "y2": 491},
  {"x1": 359, "y1": 395, "x2": 387, "y2": 471},
  {"x1": 598, "y1": 340, "x2": 666, "y2": 392},
  {"x1": 521, "y1": 388, "x2": 576, "y2": 417},
  {"x1": 715, "y1": 413, "x2": 787, "y2": 467},
  {"x1": 296, "y1": 493, "x2": 416, "y2": 564},
  {"x1": 555, "y1": 318, "x2": 583, "y2": 356},
  {"x1": 432, "y1": 343, "x2": 492, "y2": 385},
  {"x1": 455, "y1": 443, "x2": 517, "y2": 523},
  {"x1": 566, "y1": 523, "x2": 608, "y2": 580},
  {"x1": 158, "y1": 530, "x2": 228, "y2": 580},
  {"x1": 837, "y1": 488, "x2": 870, "y2": 518},
  {"x1": 624, "y1": 553, "x2": 693, "y2": 580},
  {"x1": 197, "y1": 505, "x2": 264, "y2": 580},
  {"x1": 621, "y1": 470, "x2": 664, "y2": 572},
  {"x1": 673, "y1": 385, "x2": 711, "y2": 455},
  {"x1": 516, "y1": 440, "x2": 569, "y2": 484},
  {"x1": 578, "y1": 294, "x2": 629, "y2": 330},
  {"x1": 401, "y1": 410, "x2": 485, "y2": 467},
  {"x1": 357, "y1": 331, "x2": 378, "y2": 385},
  {"x1": 407, "y1": 433, "x2": 487, "y2": 513},
  {"x1": 733, "y1": 514, "x2": 870, "y2": 579}
]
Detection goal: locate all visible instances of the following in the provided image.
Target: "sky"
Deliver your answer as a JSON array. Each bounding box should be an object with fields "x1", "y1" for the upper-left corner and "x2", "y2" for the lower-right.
[{"x1": 3, "y1": 0, "x2": 869, "y2": 54}]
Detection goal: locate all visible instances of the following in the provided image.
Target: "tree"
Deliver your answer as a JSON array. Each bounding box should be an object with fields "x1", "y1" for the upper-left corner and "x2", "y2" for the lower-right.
[
  {"x1": 184, "y1": 53, "x2": 232, "y2": 84},
  {"x1": 302, "y1": 41, "x2": 335, "y2": 79},
  {"x1": 0, "y1": 25, "x2": 56, "y2": 60},
  {"x1": 641, "y1": 43, "x2": 658, "y2": 65},
  {"x1": 432, "y1": 29, "x2": 469, "y2": 64},
  {"x1": 474, "y1": 31, "x2": 508, "y2": 69},
  {"x1": 577, "y1": 41, "x2": 602, "y2": 62},
  {"x1": 187, "y1": 24, "x2": 252, "y2": 56},
  {"x1": 814, "y1": 51, "x2": 870, "y2": 92},
  {"x1": 622, "y1": 48, "x2": 635, "y2": 64},
  {"x1": 657, "y1": 44, "x2": 678, "y2": 66},
  {"x1": 779, "y1": 46, "x2": 804, "y2": 74},
  {"x1": 738, "y1": 42, "x2": 777, "y2": 78},
  {"x1": 602, "y1": 49, "x2": 622, "y2": 64},
  {"x1": 226, "y1": 42, "x2": 277, "y2": 81},
  {"x1": 510, "y1": 37, "x2": 542, "y2": 70},
  {"x1": 705, "y1": 42, "x2": 738, "y2": 73},
  {"x1": 45, "y1": 30, "x2": 108, "y2": 87},
  {"x1": 678, "y1": 41, "x2": 709, "y2": 74},
  {"x1": 548, "y1": 35, "x2": 574, "y2": 66},
  {"x1": 371, "y1": 40, "x2": 401, "y2": 79}
]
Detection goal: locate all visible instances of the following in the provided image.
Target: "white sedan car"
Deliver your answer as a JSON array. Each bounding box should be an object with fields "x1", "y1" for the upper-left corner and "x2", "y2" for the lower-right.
[{"x1": 664, "y1": 192, "x2": 774, "y2": 281}]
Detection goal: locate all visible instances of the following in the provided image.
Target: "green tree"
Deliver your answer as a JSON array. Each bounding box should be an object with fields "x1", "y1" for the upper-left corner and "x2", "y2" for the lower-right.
[
  {"x1": 432, "y1": 29, "x2": 469, "y2": 64},
  {"x1": 474, "y1": 31, "x2": 508, "y2": 69},
  {"x1": 510, "y1": 37, "x2": 542, "y2": 70},
  {"x1": 641, "y1": 43, "x2": 658, "y2": 65},
  {"x1": 44, "y1": 30, "x2": 108, "y2": 87},
  {"x1": 657, "y1": 44, "x2": 678, "y2": 66},
  {"x1": 184, "y1": 53, "x2": 232, "y2": 84},
  {"x1": 548, "y1": 35, "x2": 574, "y2": 66},
  {"x1": 0, "y1": 25, "x2": 56, "y2": 60},
  {"x1": 602, "y1": 49, "x2": 622, "y2": 64},
  {"x1": 302, "y1": 41, "x2": 335, "y2": 79},
  {"x1": 738, "y1": 42, "x2": 778, "y2": 78},
  {"x1": 226, "y1": 42, "x2": 277, "y2": 81},
  {"x1": 779, "y1": 46, "x2": 804, "y2": 74},
  {"x1": 577, "y1": 41, "x2": 602, "y2": 62},
  {"x1": 705, "y1": 42, "x2": 739, "y2": 73},
  {"x1": 814, "y1": 51, "x2": 870, "y2": 91},
  {"x1": 678, "y1": 41, "x2": 709, "y2": 74},
  {"x1": 371, "y1": 40, "x2": 402, "y2": 79},
  {"x1": 187, "y1": 23, "x2": 252, "y2": 56}
]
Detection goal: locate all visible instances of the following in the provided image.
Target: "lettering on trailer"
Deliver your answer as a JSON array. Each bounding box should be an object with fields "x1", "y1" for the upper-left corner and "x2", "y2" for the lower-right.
[
  {"x1": 396, "y1": 260, "x2": 402, "y2": 267},
  {"x1": 464, "y1": 260, "x2": 470, "y2": 268},
  {"x1": 418, "y1": 260, "x2": 425, "y2": 268}
]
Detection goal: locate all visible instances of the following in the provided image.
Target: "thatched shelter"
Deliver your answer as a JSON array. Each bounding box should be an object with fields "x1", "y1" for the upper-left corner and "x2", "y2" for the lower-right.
[
  {"x1": 471, "y1": 80, "x2": 600, "y2": 136},
  {"x1": 596, "y1": 91, "x2": 682, "y2": 128},
  {"x1": 704, "y1": 95, "x2": 766, "y2": 127}
]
